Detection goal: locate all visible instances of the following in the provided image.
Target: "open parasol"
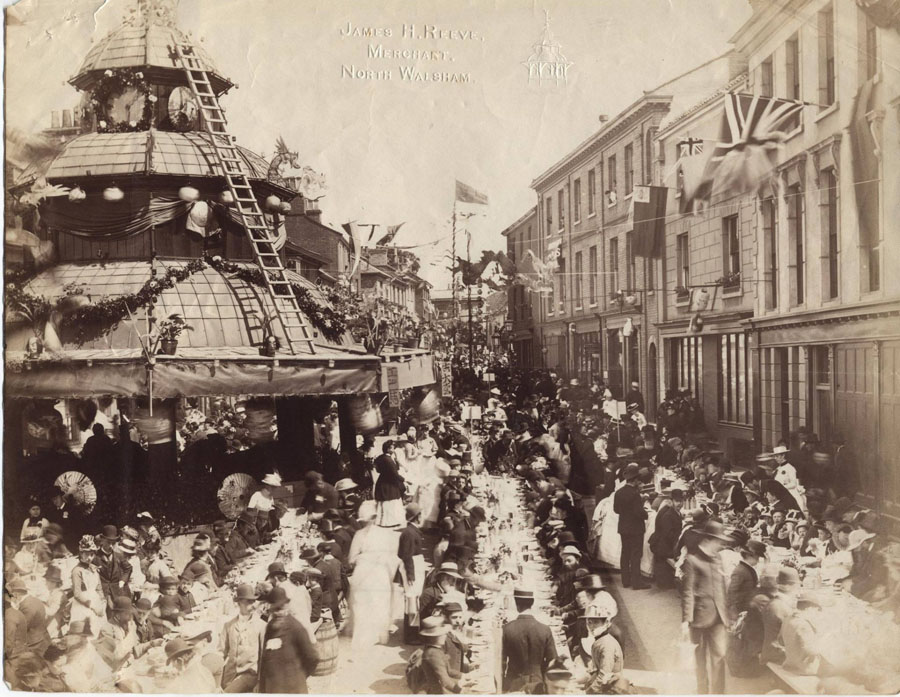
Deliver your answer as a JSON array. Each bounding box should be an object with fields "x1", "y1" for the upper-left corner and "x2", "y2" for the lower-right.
[
  {"x1": 53, "y1": 471, "x2": 97, "y2": 515},
  {"x1": 217, "y1": 473, "x2": 257, "y2": 520}
]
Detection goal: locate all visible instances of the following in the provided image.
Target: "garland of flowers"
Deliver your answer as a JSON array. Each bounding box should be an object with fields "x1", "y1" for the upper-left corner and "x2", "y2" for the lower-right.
[
  {"x1": 89, "y1": 68, "x2": 154, "y2": 134},
  {"x1": 61, "y1": 259, "x2": 208, "y2": 344},
  {"x1": 6, "y1": 255, "x2": 349, "y2": 347},
  {"x1": 204, "y1": 255, "x2": 348, "y2": 343}
]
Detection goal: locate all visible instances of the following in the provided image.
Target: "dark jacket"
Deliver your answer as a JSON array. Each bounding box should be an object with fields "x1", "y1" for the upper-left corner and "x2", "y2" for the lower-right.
[
  {"x1": 95, "y1": 548, "x2": 132, "y2": 603},
  {"x1": 422, "y1": 644, "x2": 461, "y2": 693},
  {"x1": 681, "y1": 549, "x2": 730, "y2": 628},
  {"x1": 419, "y1": 584, "x2": 445, "y2": 620},
  {"x1": 613, "y1": 483, "x2": 647, "y2": 536},
  {"x1": 444, "y1": 631, "x2": 470, "y2": 676},
  {"x1": 258, "y1": 613, "x2": 319, "y2": 694},
  {"x1": 398, "y1": 523, "x2": 425, "y2": 583},
  {"x1": 374, "y1": 454, "x2": 405, "y2": 501},
  {"x1": 18, "y1": 595, "x2": 51, "y2": 655},
  {"x1": 727, "y1": 560, "x2": 759, "y2": 619},
  {"x1": 650, "y1": 505, "x2": 682, "y2": 559},
  {"x1": 501, "y1": 613, "x2": 558, "y2": 691}
]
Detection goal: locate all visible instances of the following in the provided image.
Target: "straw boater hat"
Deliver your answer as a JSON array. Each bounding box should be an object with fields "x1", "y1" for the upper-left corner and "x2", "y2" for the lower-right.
[
  {"x1": 545, "y1": 659, "x2": 573, "y2": 679},
  {"x1": 772, "y1": 445, "x2": 789, "y2": 455},
  {"x1": 119, "y1": 538, "x2": 138, "y2": 555},
  {"x1": 437, "y1": 561, "x2": 462, "y2": 579}
]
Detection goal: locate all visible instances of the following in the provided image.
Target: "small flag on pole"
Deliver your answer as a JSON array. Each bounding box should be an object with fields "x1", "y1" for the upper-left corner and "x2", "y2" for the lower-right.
[
  {"x1": 455, "y1": 180, "x2": 489, "y2": 205},
  {"x1": 631, "y1": 185, "x2": 667, "y2": 258},
  {"x1": 375, "y1": 222, "x2": 405, "y2": 246}
]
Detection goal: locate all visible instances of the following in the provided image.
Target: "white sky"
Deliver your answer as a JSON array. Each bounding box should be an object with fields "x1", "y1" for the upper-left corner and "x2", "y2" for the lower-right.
[{"x1": 4, "y1": 0, "x2": 752, "y2": 287}]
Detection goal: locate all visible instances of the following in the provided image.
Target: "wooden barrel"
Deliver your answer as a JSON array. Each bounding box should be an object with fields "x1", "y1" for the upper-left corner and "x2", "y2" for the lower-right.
[{"x1": 312, "y1": 618, "x2": 339, "y2": 676}]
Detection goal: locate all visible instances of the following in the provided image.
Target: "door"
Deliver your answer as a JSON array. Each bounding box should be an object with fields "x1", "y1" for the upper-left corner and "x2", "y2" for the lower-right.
[
  {"x1": 879, "y1": 341, "x2": 900, "y2": 517},
  {"x1": 834, "y1": 343, "x2": 876, "y2": 503}
]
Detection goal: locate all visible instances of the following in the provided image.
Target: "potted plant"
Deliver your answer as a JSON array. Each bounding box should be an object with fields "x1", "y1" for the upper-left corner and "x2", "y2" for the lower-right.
[{"x1": 154, "y1": 313, "x2": 192, "y2": 355}]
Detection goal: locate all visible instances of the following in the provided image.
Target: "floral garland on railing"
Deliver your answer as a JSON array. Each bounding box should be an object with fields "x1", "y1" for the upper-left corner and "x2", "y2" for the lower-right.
[
  {"x1": 5, "y1": 255, "x2": 348, "y2": 347},
  {"x1": 203, "y1": 255, "x2": 348, "y2": 343}
]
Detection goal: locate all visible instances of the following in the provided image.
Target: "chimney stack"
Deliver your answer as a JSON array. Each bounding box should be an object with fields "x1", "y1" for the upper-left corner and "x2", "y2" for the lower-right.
[
  {"x1": 62, "y1": 109, "x2": 73, "y2": 127},
  {"x1": 51, "y1": 111, "x2": 60, "y2": 128},
  {"x1": 305, "y1": 208, "x2": 322, "y2": 224}
]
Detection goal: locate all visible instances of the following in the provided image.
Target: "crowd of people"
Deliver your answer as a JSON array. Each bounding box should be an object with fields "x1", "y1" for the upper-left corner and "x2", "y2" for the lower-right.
[{"x1": 4, "y1": 363, "x2": 899, "y2": 694}]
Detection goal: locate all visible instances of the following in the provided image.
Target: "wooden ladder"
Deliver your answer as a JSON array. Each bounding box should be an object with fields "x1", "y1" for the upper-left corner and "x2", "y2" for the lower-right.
[{"x1": 172, "y1": 42, "x2": 316, "y2": 355}]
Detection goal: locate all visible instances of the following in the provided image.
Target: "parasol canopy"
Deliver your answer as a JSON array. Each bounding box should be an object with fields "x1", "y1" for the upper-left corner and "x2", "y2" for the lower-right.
[
  {"x1": 217, "y1": 472, "x2": 256, "y2": 519},
  {"x1": 54, "y1": 471, "x2": 98, "y2": 514}
]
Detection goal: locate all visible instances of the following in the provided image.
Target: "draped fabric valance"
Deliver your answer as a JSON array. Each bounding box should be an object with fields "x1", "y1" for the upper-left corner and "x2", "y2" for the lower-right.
[{"x1": 39, "y1": 194, "x2": 193, "y2": 239}]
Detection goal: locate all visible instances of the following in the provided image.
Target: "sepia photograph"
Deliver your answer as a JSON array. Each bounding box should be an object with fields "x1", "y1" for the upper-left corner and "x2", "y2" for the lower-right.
[{"x1": 2, "y1": 0, "x2": 900, "y2": 693}]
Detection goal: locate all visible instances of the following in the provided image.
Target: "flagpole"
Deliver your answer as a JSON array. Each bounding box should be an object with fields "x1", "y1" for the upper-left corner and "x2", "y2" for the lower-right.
[
  {"x1": 451, "y1": 204, "x2": 458, "y2": 359},
  {"x1": 467, "y1": 228, "x2": 474, "y2": 370}
]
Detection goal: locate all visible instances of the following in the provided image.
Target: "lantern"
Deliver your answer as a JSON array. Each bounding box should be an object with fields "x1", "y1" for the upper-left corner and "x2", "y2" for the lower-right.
[
  {"x1": 179, "y1": 185, "x2": 200, "y2": 202},
  {"x1": 219, "y1": 190, "x2": 235, "y2": 205},
  {"x1": 68, "y1": 186, "x2": 86, "y2": 202},
  {"x1": 689, "y1": 313, "x2": 704, "y2": 334},
  {"x1": 265, "y1": 195, "x2": 281, "y2": 212},
  {"x1": 279, "y1": 201, "x2": 292, "y2": 214},
  {"x1": 103, "y1": 186, "x2": 124, "y2": 202},
  {"x1": 622, "y1": 317, "x2": 635, "y2": 337}
]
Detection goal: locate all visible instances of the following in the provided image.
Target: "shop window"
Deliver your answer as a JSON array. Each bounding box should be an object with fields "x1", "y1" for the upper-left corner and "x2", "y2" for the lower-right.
[{"x1": 718, "y1": 333, "x2": 750, "y2": 424}]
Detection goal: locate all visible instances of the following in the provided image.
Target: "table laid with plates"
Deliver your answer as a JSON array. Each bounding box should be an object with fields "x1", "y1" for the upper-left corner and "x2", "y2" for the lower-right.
[
  {"x1": 118, "y1": 509, "x2": 323, "y2": 691},
  {"x1": 459, "y1": 472, "x2": 571, "y2": 694}
]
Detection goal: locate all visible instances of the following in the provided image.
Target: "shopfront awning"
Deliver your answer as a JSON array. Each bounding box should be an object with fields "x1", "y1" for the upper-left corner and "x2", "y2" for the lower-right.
[{"x1": 5, "y1": 360, "x2": 147, "y2": 398}]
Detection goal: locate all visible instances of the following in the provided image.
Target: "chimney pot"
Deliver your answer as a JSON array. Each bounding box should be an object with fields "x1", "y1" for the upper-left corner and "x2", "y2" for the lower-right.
[
  {"x1": 62, "y1": 109, "x2": 73, "y2": 127},
  {"x1": 51, "y1": 110, "x2": 60, "y2": 128}
]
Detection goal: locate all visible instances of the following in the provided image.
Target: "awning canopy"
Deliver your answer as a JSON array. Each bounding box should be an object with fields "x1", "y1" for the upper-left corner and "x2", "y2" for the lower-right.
[{"x1": 5, "y1": 348, "x2": 381, "y2": 399}]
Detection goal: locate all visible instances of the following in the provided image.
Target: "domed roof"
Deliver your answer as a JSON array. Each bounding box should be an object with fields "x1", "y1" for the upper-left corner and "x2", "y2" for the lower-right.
[
  {"x1": 12, "y1": 261, "x2": 350, "y2": 353},
  {"x1": 45, "y1": 131, "x2": 269, "y2": 181},
  {"x1": 70, "y1": 10, "x2": 231, "y2": 93}
]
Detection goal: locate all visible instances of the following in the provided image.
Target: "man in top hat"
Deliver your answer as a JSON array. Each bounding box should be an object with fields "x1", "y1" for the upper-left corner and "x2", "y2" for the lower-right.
[
  {"x1": 221, "y1": 583, "x2": 266, "y2": 692},
  {"x1": 613, "y1": 463, "x2": 649, "y2": 589},
  {"x1": 258, "y1": 586, "x2": 319, "y2": 694},
  {"x1": 650, "y1": 489, "x2": 685, "y2": 590},
  {"x1": 680, "y1": 520, "x2": 732, "y2": 694},
  {"x1": 399, "y1": 502, "x2": 426, "y2": 644},
  {"x1": 419, "y1": 616, "x2": 463, "y2": 694},
  {"x1": 95, "y1": 524, "x2": 133, "y2": 612},
  {"x1": 302, "y1": 471, "x2": 339, "y2": 520},
  {"x1": 501, "y1": 589, "x2": 558, "y2": 692}
]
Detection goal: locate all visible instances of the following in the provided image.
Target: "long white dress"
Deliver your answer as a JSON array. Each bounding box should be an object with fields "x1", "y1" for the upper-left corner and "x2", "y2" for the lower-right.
[
  {"x1": 414, "y1": 454, "x2": 444, "y2": 528},
  {"x1": 348, "y1": 523, "x2": 402, "y2": 651},
  {"x1": 589, "y1": 480, "x2": 653, "y2": 576}
]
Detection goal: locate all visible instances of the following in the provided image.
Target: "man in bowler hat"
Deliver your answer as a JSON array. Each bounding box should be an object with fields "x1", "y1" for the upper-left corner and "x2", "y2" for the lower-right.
[
  {"x1": 613, "y1": 463, "x2": 649, "y2": 589},
  {"x1": 501, "y1": 589, "x2": 558, "y2": 692}
]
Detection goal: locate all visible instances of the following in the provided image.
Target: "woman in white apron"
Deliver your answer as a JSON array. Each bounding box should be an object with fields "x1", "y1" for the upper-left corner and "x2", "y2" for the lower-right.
[
  {"x1": 347, "y1": 501, "x2": 402, "y2": 652},
  {"x1": 69, "y1": 536, "x2": 105, "y2": 637}
]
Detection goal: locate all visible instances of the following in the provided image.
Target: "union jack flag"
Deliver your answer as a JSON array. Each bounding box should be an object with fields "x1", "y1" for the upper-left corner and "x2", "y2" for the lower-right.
[
  {"x1": 687, "y1": 92, "x2": 805, "y2": 207},
  {"x1": 678, "y1": 137, "x2": 704, "y2": 157}
]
